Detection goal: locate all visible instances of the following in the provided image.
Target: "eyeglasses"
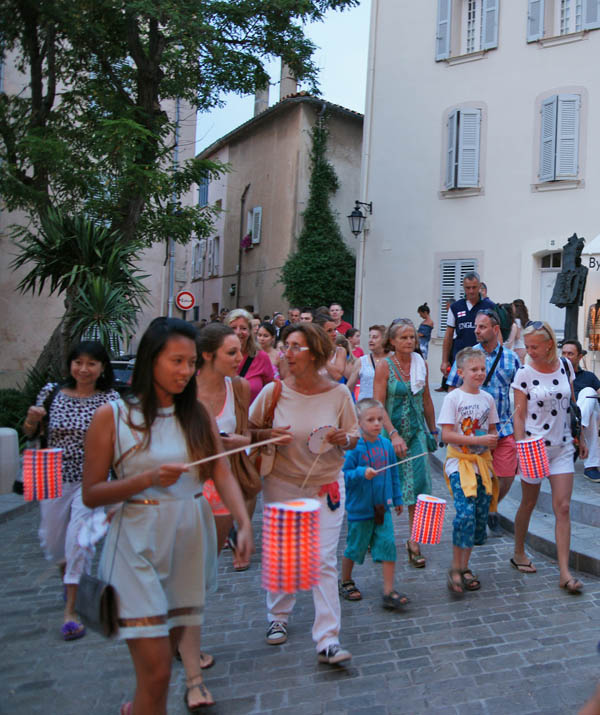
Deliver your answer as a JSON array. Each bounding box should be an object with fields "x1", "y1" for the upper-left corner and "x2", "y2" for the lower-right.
[{"x1": 282, "y1": 344, "x2": 310, "y2": 354}]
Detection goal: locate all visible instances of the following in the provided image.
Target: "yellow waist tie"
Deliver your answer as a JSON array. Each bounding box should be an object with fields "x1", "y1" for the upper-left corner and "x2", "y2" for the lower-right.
[{"x1": 444, "y1": 445, "x2": 499, "y2": 512}]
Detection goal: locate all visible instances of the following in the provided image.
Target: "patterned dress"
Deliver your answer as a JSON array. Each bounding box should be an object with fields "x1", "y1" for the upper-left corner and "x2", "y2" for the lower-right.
[{"x1": 384, "y1": 358, "x2": 431, "y2": 505}]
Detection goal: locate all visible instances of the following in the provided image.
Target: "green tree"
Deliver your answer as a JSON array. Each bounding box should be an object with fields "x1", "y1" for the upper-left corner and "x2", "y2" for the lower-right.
[
  {"x1": 0, "y1": 0, "x2": 358, "y2": 370},
  {"x1": 280, "y1": 116, "x2": 356, "y2": 311}
]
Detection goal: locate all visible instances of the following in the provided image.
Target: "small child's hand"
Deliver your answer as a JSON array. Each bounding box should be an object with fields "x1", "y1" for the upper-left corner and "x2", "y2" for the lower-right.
[
  {"x1": 364, "y1": 468, "x2": 376, "y2": 480},
  {"x1": 478, "y1": 434, "x2": 498, "y2": 449},
  {"x1": 394, "y1": 505, "x2": 403, "y2": 515}
]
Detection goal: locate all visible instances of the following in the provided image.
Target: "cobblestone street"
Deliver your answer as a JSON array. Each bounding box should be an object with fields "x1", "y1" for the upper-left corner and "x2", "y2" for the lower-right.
[{"x1": 2, "y1": 458, "x2": 600, "y2": 714}]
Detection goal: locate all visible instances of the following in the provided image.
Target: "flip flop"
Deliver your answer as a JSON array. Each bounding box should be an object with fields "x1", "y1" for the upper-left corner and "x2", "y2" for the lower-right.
[
  {"x1": 61, "y1": 620, "x2": 86, "y2": 641},
  {"x1": 510, "y1": 557, "x2": 536, "y2": 574},
  {"x1": 560, "y1": 578, "x2": 583, "y2": 594}
]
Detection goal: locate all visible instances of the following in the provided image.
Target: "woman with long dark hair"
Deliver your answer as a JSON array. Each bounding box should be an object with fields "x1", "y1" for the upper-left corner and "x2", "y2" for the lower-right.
[
  {"x1": 23, "y1": 341, "x2": 119, "y2": 642},
  {"x1": 83, "y1": 318, "x2": 252, "y2": 714}
]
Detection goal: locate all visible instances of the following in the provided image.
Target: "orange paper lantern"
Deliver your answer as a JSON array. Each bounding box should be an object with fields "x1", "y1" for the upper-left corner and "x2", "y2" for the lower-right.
[
  {"x1": 23, "y1": 448, "x2": 63, "y2": 501},
  {"x1": 411, "y1": 494, "x2": 447, "y2": 544}
]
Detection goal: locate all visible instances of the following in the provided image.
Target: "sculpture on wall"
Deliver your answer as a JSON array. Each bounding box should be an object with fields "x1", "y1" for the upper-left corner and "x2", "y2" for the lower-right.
[{"x1": 550, "y1": 233, "x2": 588, "y2": 340}]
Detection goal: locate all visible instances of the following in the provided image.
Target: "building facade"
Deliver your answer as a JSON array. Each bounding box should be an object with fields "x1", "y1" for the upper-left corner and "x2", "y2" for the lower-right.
[
  {"x1": 193, "y1": 93, "x2": 363, "y2": 319},
  {"x1": 358, "y1": 0, "x2": 600, "y2": 373}
]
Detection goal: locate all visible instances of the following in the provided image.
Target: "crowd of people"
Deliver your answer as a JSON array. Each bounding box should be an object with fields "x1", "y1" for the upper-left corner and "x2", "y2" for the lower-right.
[{"x1": 22, "y1": 287, "x2": 600, "y2": 714}]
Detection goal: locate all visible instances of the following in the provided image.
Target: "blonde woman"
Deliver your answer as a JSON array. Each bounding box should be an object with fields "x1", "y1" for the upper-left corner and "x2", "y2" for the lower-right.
[
  {"x1": 511, "y1": 321, "x2": 587, "y2": 592},
  {"x1": 225, "y1": 308, "x2": 274, "y2": 403}
]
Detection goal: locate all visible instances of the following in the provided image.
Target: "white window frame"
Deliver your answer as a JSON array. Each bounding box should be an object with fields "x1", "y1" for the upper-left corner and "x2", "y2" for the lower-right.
[
  {"x1": 438, "y1": 259, "x2": 479, "y2": 337},
  {"x1": 436, "y1": 0, "x2": 499, "y2": 61},
  {"x1": 527, "y1": 0, "x2": 600, "y2": 42}
]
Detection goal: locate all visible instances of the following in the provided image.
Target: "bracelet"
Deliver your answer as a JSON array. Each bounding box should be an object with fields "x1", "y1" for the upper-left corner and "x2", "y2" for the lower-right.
[
  {"x1": 389, "y1": 429, "x2": 399, "y2": 437},
  {"x1": 430, "y1": 430, "x2": 438, "y2": 435}
]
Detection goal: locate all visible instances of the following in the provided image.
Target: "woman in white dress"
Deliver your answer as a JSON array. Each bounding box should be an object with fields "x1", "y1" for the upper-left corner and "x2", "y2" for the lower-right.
[
  {"x1": 346, "y1": 324, "x2": 388, "y2": 400},
  {"x1": 511, "y1": 321, "x2": 587, "y2": 593},
  {"x1": 83, "y1": 318, "x2": 252, "y2": 714}
]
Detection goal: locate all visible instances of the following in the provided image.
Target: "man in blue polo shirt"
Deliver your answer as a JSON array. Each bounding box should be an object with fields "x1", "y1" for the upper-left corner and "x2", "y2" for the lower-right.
[
  {"x1": 561, "y1": 340, "x2": 600, "y2": 483},
  {"x1": 447, "y1": 309, "x2": 520, "y2": 537},
  {"x1": 439, "y1": 272, "x2": 496, "y2": 391}
]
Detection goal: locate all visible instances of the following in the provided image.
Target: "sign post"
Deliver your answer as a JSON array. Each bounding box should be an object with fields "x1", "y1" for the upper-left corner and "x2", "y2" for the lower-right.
[{"x1": 175, "y1": 290, "x2": 195, "y2": 312}]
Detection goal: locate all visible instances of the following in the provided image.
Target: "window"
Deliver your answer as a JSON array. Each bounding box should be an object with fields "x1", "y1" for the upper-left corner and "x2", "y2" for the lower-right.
[
  {"x1": 436, "y1": 0, "x2": 499, "y2": 61},
  {"x1": 438, "y1": 259, "x2": 478, "y2": 336},
  {"x1": 539, "y1": 94, "x2": 580, "y2": 182},
  {"x1": 541, "y1": 251, "x2": 562, "y2": 268},
  {"x1": 527, "y1": 0, "x2": 600, "y2": 42},
  {"x1": 207, "y1": 236, "x2": 219, "y2": 277},
  {"x1": 198, "y1": 176, "x2": 209, "y2": 207},
  {"x1": 192, "y1": 239, "x2": 205, "y2": 280},
  {"x1": 445, "y1": 108, "x2": 481, "y2": 189}
]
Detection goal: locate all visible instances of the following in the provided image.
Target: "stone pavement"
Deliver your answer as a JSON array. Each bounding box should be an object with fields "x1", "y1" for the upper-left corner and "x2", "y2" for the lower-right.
[{"x1": 2, "y1": 459, "x2": 600, "y2": 715}]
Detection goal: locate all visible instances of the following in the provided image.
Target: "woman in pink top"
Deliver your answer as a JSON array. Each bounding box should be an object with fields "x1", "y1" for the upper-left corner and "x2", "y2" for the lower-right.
[{"x1": 225, "y1": 309, "x2": 274, "y2": 403}]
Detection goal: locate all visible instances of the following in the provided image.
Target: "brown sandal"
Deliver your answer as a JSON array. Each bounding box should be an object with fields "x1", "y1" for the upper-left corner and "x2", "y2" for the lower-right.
[
  {"x1": 461, "y1": 569, "x2": 481, "y2": 591},
  {"x1": 406, "y1": 540, "x2": 426, "y2": 568},
  {"x1": 447, "y1": 568, "x2": 464, "y2": 594}
]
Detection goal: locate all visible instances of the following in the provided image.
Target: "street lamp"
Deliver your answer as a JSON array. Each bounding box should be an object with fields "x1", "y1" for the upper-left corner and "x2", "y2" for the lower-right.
[{"x1": 347, "y1": 200, "x2": 373, "y2": 237}]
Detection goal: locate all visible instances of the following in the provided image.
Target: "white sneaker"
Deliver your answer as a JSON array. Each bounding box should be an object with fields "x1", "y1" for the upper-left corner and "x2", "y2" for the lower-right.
[
  {"x1": 265, "y1": 620, "x2": 288, "y2": 645},
  {"x1": 317, "y1": 644, "x2": 352, "y2": 664}
]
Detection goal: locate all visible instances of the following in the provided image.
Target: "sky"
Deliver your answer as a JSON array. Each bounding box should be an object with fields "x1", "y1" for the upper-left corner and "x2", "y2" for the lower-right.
[{"x1": 195, "y1": 0, "x2": 372, "y2": 153}]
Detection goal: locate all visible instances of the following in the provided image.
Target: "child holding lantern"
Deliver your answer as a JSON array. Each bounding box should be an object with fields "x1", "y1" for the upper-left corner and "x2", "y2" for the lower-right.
[
  {"x1": 339, "y1": 398, "x2": 408, "y2": 609},
  {"x1": 438, "y1": 347, "x2": 499, "y2": 594}
]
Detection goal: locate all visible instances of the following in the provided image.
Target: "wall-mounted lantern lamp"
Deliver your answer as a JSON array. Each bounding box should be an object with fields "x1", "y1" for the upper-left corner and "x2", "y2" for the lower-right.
[{"x1": 347, "y1": 200, "x2": 373, "y2": 237}]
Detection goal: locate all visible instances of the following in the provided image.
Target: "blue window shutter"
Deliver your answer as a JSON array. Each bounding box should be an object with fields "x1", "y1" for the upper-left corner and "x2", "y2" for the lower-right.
[
  {"x1": 555, "y1": 94, "x2": 580, "y2": 179},
  {"x1": 456, "y1": 109, "x2": 481, "y2": 188},
  {"x1": 446, "y1": 110, "x2": 458, "y2": 189},
  {"x1": 527, "y1": 0, "x2": 545, "y2": 41},
  {"x1": 584, "y1": 0, "x2": 600, "y2": 29},
  {"x1": 482, "y1": 0, "x2": 499, "y2": 49},
  {"x1": 539, "y1": 96, "x2": 557, "y2": 182},
  {"x1": 436, "y1": 0, "x2": 452, "y2": 60}
]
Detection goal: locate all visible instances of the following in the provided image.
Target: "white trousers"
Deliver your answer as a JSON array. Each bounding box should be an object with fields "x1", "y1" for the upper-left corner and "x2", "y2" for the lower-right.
[
  {"x1": 263, "y1": 474, "x2": 345, "y2": 652},
  {"x1": 577, "y1": 387, "x2": 600, "y2": 468},
  {"x1": 39, "y1": 482, "x2": 102, "y2": 584}
]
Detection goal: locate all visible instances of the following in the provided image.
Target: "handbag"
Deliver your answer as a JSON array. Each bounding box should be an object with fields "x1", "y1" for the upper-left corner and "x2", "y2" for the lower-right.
[
  {"x1": 229, "y1": 377, "x2": 262, "y2": 499},
  {"x1": 560, "y1": 357, "x2": 582, "y2": 457},
  {"x1": 250, "y1": 379, "x2": 282, "y2": 477}
]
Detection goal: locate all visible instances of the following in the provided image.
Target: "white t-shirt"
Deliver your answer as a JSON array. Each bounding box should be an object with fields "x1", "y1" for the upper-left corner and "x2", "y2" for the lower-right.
[
  {"x1": 357, "y1": 354, "x2": 375, "y2": 400},
  {"x1": 511, "y1": 361, "x2": 574, "y2": 447},
  {"x1": 513, "y1": 318, "x2": 525, "y2": 349},
  {"x1": 438, "y1": 388, "x2": 499, "y2": 476}
]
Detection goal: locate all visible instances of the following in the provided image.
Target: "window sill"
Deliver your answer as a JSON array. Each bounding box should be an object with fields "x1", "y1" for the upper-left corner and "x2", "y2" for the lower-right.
[
  {"x1": 531, "y1": 179, "x2": 583, "y2": 192},
  {"x1": 445, "y1": 50, "x2": 488, "y2": 66},
  {"x1": 439, "y1": 187, "x2": 483, "y2": 199},
  {"x1": 536, "y1": 31, "x2": 587, "y2": 48}
]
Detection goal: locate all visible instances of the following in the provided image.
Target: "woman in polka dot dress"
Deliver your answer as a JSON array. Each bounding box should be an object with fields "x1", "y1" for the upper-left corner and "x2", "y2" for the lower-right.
[{"x1": 510, "y1": 321, "x2": 587, "y2": 593}]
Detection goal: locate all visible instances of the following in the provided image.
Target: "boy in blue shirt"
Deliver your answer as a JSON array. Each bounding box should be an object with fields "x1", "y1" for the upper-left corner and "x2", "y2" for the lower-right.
[{"x1": 339, "y1": 398, "x2": 408, "y2": 609}]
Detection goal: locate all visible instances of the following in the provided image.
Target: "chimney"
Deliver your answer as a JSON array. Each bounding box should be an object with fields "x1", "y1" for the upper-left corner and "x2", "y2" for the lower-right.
[
  {"x1": 279, "y1": 62, "x2": 297, "y2": 101},
  {"x1": 254, "y1": 85, "x2": 269, "y2": 117}
]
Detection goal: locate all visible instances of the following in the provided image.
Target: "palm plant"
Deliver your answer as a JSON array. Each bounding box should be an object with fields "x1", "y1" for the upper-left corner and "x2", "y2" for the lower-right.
[{"x1": 10, "y1": 208, "x2": 150, "y2": 371}]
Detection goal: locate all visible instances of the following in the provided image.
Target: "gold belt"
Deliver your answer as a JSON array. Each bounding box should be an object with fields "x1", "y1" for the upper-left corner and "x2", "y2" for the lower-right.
[{"x1": 128, "y1": 492, "x2": 203, "y2": 505}]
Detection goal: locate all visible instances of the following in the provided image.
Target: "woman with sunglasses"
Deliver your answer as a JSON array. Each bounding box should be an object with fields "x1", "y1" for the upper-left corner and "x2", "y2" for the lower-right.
[
  {"x1": 511, "y1": 321, "x2": 587, "y2": 592},
  {"x1": 249, "y1": 323, "x2": 358, "y2": 664},
  {"x1": 373, "y1": 319, "x2": 437, "y2": 569}
]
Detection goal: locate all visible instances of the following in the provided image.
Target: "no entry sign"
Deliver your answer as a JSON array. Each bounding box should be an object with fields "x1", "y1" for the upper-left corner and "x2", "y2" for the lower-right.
[{"x1": 175, "y1": 290, "x2": 195, "y2": 311}]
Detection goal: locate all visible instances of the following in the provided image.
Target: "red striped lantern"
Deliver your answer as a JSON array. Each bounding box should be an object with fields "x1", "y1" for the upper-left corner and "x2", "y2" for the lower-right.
[
  {"x1": 516, "y1": 438, "x2": 549, "y2": 480},
  {"x1": 23, "y1": 448, "x2": 63, "y2": 501},
  {"x1": 411, "y1": 494, "x2": 447, "y2": 544},
  {"x1": 262, "y1": 498, "x2": 320, "y2": 593}
]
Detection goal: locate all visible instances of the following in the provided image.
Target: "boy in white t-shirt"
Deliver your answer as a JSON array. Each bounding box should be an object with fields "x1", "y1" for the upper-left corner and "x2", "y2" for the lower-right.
[{"x1": 438, "y1": 347, "x2": 499, "y2": 595}]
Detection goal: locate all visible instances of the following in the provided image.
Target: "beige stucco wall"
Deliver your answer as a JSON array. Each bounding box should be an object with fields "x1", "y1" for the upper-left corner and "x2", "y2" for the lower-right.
[
  {"x1": 194, "y1": 99, "x2": 363, "y2": 319},
  {"x1": 0, "y1": 57, "x2": 197, "y2": 386},
  {"x1": 359, "y1": 0, "x2": 600, "y2": 375}
]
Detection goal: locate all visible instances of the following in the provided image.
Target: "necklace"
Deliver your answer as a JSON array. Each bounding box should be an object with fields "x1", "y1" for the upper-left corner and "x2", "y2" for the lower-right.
[{"x1": 392, "y1": 354, "x2": 410, "y2": 380}]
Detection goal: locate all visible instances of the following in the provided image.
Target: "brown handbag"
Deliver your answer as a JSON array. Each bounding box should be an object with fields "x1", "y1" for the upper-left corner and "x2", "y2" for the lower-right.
[
  {"x1": 248, "y1": 379, "x2": 283, "y2": 478},
  {"x1": 229, "y1": 377, "x2": 263, "y2": 499}
]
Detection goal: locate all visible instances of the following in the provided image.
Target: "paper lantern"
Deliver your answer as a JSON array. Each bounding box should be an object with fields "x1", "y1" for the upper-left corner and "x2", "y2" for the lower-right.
[
  {"x1": 23, "y1": 448, "x2": 63, "y2": 501},
  {"x1": 411, "y1": 494, "x2": 446, "y2": 544},
  {"x1": 262, "y1": 498, "x2": 320, "y2": 593},
  {"x1": 516, "y1": 438, "x2": 549, "y2": 480}
]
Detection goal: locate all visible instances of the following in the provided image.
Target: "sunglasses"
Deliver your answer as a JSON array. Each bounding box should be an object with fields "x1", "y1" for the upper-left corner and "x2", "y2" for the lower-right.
[
  {"x1": 528, "y1": 321, "x2": 553, "y2": 339},
  {"x1": 477, "y1": 309, "x2": 499, "y2": 325}
]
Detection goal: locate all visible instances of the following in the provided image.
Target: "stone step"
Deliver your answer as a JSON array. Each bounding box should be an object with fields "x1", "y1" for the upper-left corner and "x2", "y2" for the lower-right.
[{"x1": 498, "y1": 480, "x2": 600, "y2": 577}]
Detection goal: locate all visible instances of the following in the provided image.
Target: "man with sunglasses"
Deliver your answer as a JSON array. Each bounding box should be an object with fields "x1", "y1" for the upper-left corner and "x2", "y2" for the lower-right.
[
  {"x1": 561, "y1": 339, "x2": 600, "y2": 483},
  {"x1": 439, "y1": 272, "x2": 496, "y2": 392},
  {"x1": 447, "y1": 309, "x2": 520, "y2": 537}
]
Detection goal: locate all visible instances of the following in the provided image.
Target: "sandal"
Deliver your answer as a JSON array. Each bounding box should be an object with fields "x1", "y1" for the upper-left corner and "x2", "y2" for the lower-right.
[
  {"x1": 338, "y1": 579, "x2": 362, "y2": 601},
  {"x1": 185, "y1": 674, "x2": 215, "y2": 711},
  {"x1": 447, "y1": 568, "x2": 464, "y2": 595},
  {"x1": 406, "y1": 540, "x2": 426, "y2": 568},
  {"x1": 61, "y1": 620, "x2": 86, "y2": 641},
  {"x1": 461, "y1": 569, "x2": 481, "y2": 591},
  {"x1": 382, "y1": 590, "x2": 410, "y2": 610},
  {"x1": 510, "y1": 557, "x2": 536, "y2": 573},
  {"x1": 560, "y1": 577, "x2": 583, "y2": 594}
]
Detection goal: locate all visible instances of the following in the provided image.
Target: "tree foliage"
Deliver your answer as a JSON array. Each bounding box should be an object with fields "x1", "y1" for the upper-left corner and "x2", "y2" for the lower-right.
[{"x1": 280, "y1": 117, "x2": 356, "y2": 311}]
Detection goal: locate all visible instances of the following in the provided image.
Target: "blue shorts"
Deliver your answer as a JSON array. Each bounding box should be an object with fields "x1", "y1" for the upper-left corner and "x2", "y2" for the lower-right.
[{"x1": 343, "y1": 510, "x2": 396, "y2": 564}]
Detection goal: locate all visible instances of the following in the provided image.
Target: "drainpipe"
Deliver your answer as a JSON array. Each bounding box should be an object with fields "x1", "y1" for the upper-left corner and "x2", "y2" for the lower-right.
[
  {"x1": 236, "y1": 183, "x2": 251, "y2": 308},
  {"x1": 167, "y1": 97, "x2": 181, "y2": 317}
]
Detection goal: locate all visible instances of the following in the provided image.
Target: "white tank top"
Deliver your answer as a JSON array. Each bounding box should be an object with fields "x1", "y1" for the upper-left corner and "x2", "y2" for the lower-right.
[
  {"x1": 216, "y1": 376, "x2": 237, "y2": 434},
  {"x1": 513, "y1": 318, "x2": 525, "y2": 350},
  {"x1": 357, "y1": 354, "x2": 376, "y2": 400}
]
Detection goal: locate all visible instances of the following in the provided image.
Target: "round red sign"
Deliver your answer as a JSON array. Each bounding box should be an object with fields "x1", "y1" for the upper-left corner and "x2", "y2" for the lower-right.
[{"x1": 175, "y1": 290, "x2": 195, "y2": 311}]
